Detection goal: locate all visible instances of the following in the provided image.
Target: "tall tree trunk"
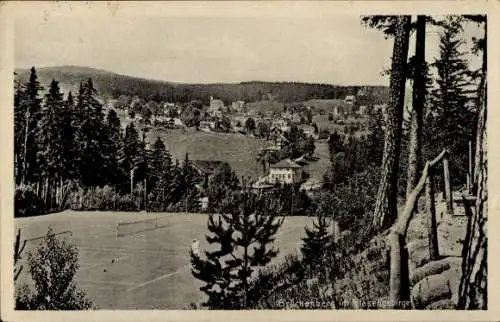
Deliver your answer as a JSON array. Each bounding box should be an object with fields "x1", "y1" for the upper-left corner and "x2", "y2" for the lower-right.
[
  {"x1": 406, "y1": 15, "x2": 426, "y2": 198},
  {"x1": 473, "y1": 22, "x2": 487, "y2": 192},
  {"x1": 458, "y1": 31, "x2": 487, "y2": 309},
  {"x1": 372, "y1": 16, "x2": 411, "y2": 230}
]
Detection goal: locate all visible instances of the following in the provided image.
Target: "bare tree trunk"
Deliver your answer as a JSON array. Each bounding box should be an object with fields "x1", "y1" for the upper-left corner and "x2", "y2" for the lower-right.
[
  {"x1": 458, "y1": 81, "x2": 487, "y2": 309},
  {"x1": 21, "y1": 110, "x2": 30, "y2": 186},
  {"x1": 372, "y1": 16, "x2": 411, "y2": 230},
  {"x1": 406, "y1": 15, "x2": 426, "y2": 198}
]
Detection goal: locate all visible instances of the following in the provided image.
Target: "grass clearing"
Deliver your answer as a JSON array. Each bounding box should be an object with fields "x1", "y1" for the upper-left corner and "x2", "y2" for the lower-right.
[
  {"x1": 15, "y1": 211, "x2": 314, "y2": 309},
  {"x1": 146, "y1": 127, "x2": 268, "y2": 179}
]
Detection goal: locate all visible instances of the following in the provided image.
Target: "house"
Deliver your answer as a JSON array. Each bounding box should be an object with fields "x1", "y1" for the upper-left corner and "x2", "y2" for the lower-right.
[
  {"x1": 251, "y1": 175, "x2": 274, "y2": 191},
  {"x1": 344, "y1": 95, "x2": 356, "y2": 104},
  {"x1": 358, "y1": 105, "x2": 368, "y2": 115},
  {"x1": 300, "y1": 178, "x2": 322, "y2": 194},
  {"x1": 208, "y1": 96, "x2": 225, "y2": 117},
  {"x1": 268, "y1": 159, "x2": 302, "y2": 184},
  {"x1": 199, "y1": 120, "x2": 216, "y2": 131},
  {"x1": 231, "y1": 100, "x2": 245, "y2": 112}
]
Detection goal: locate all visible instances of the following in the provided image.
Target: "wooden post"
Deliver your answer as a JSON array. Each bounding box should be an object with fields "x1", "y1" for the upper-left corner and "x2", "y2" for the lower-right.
[
  {"x1": 468, "y1": 140, "x2": 473, "y2": 194},
  {"x1": 426, "y1": 173, "x2": 439, "y2": 261},
  {"x1": 389, "y1": 232, "x2": 410, "y2": 308},
  {"x1": 443, "y1": 156, "x2": 453, "y2": 214}
]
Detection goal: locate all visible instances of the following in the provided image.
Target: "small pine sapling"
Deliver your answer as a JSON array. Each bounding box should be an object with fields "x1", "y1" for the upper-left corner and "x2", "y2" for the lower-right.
[{"x1": 190, "y1": 189, "x2": 284, "y2": 309}]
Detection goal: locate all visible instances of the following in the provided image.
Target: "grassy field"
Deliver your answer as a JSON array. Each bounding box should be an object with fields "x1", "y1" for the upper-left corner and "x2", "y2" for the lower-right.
[
  {"x1": 146, "y1": 128, "x2": 268, "y2": 179},
  {"x1": 15, "y1": 211, "x2": 314, "y2": 309}
]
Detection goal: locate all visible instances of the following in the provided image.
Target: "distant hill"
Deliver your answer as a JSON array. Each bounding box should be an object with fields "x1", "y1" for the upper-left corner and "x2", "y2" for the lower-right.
[{"x1": 14, "y1": 66, "x2": 390, "y2": 105}]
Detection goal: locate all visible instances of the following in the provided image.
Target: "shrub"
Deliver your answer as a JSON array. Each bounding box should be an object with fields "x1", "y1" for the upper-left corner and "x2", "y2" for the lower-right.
[
  {"x1": 15, "y1": 185, "x2": 46, "y2": 218},
  {"x1": 15, "y1": 228, "x2": 95, "y2": 310}
]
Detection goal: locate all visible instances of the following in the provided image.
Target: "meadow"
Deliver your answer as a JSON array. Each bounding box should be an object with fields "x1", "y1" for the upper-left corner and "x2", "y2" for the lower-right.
[{"x1": 15, "y1": 211, "x2": 314, "y2": 309}]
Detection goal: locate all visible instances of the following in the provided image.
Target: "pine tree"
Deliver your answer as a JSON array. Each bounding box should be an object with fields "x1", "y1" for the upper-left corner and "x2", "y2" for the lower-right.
[
  {"x1": 406, "y1": 15, "x2": 427, "y2": 197},
  {"x1": 190, "y1": 190, "x2": 284, "y2": 309},
  {"x1": 206, "y1": 162, "x2": 239, "y2": 211},
  {"x1": 60, "y1": 92, "x2": 76, "y2": 181},
  {"x1": 122, "y1": 123, "x2": 142, "y2": 193},
  {"x1": 428, "y1": 16, "x2": 475, "y2": 186},
  {"x1": 37, "y1": 79, "x2": 65, "y2": 208},
  {"x1": 301, "y1": 213, "x2": 332, "y2": 269},
  {"x1": 14, "y1": 77, "x2": 26, "y2": 184},
  {"x1": 75, "y1": 79, "x2": 108, "y2": 186},
  {"x1": 147, "y1": 137, "x2": 174, "y2": 210},
  {"x1": 103, "y1": 109, "x2": 123, "y2": 186},
  {"x1": 20, "y1": 67, "x2": 43, "y2": 185},
  {"x1": 370, "y1": 16, "x2": 411, "y2": 231}
]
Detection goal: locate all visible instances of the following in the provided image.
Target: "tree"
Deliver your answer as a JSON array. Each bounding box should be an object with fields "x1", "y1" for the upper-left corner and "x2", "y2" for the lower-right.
[
  {"x1": 190, "y1": 190, "x2": 284, "y2": 309},
  {"x1": 457, "y1": 15, "x2": 487, "y2": 310},
  {"x1": 141, "y1": 105, "x2": 152, "y2": 123},
  {"x1": 147, "y1": 137, "x2": 174, "y2": 210},
  {"x1": 75, "y1": 79, "x2": 108, "y2": 187},
  {"x1": 103, "y1": 109, "x2": 124, "y2": 185},
  {"x1": 15, "y1": 228, "x2": 95, "y2": 310},
  {"x1": 405, "y1": 15, "x2": 426, "y2": 198},
  {"x1": 37, "y1": 79, "x2": 65, "y2": 207},
  {"x1": 370, "y1": 16, "x2": 411, "y2": 231},
  {"x1": 257, "y1": 121, "x2": 270, "y2": 139},
  {"x1": 19, "y1": 67, "x2": 43, "y2": 185},
  {"x1": 428, "y1": 16, "x2": 475, "y2": 187},
  {"x1": 328, "y1": 130, "x2": 344, "y2": 159},
  {"x1": 244, "y1": 117, "x2": 256, "y2": 134},
  {"x1": 303, "y1": 135, "x2": 315, "y2": 157},
  {"x1": 301, "y1": 212, "x2": 332, "y2": 269},
  {"x1": 206, "y1": 162, "x2": 239, "y2": 211},
  {"x1": 60, "y1": 92, "x2": 76, "y2": 180},
  {"x1": 122, "y1": 123, "x2": 142, "y2": 192}
]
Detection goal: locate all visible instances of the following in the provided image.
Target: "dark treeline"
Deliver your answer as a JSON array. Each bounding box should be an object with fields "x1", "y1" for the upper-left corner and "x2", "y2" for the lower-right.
[
  {"x1": 14, "y1": 66, "x2": 390, "y2": 105},
  {"x1": 14, "y1": 67, "x2": 202, "y2": 217}
]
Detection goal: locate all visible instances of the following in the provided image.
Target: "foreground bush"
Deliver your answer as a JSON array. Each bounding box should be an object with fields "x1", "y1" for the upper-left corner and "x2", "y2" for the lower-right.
[{"x1": 15, "y1": 228, "x2": 95, "y2": 310}]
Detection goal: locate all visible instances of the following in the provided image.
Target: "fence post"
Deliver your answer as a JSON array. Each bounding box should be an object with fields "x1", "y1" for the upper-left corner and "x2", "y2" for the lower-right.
[
  {"x1": 389, "y1": 232, "x2": 410, "y2": 308},
  {"x1": 468, "y1": 140, "x2": 473, "y2": 194},
  {"x1": 426, "y1": 172, "x2": 439, "y2": 261},
  {"x1": 443, "y1": 154, "x2": 453, "y2": 214}
]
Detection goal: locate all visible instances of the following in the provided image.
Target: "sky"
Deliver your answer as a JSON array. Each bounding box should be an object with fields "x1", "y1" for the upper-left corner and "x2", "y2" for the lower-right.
[{"x1": 14, "y1": 6, "x2": 483, "y2": 86}]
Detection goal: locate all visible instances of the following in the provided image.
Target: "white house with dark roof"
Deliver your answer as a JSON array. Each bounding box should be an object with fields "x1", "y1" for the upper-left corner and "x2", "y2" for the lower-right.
[{"x1": 268, "y1": 159, "x2": 302, "y2": 184}]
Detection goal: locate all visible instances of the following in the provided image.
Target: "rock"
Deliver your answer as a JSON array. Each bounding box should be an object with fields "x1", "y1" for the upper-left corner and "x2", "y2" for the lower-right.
[
  {"x1": 411, "y1": 273, "x2": 451, "y2": 308},
  {"x1": 409, "y1": 245, "x2": 431, "y2": 270},
  {"x1": 426, "y1": 298, "x2": 456, "y2": 309},
  {"x1": 410, "y1": 258, "x2": 452, "y2": 286}
]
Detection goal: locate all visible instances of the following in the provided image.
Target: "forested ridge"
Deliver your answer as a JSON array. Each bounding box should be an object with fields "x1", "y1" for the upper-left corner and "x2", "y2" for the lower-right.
[{"x1": 14, "y1": 66, "x2": 390, "y2": 104}]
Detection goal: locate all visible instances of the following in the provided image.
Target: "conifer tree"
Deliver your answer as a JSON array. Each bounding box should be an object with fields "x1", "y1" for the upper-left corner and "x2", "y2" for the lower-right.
[
  {"x1": 190, "y1": 189, "x2": 284, "y2": 309},
  {"x1": 122, "y1": 123, "x2": 142, "y2": 192},
  {"x1": 428, "y1": 16, "x2": 475, "y2": 185},
  {"x1": 147, "y1": 137, "x2": 174, "y2": 209},
  {"x1": 103, "y1": 109, "x2": 123, "y2": 186},
  {"x1": 37, "y1": 80, "x2": 65, "y2": 207},
  {"x1": 20, "y1": 67, "x2": 43, "y2": 185},
  {"x1": 301, "y1": 213, "x2": 332, "y2": 269},
  {"x1": 75, "y1": 79, "x2": 108, "y2": 186},
  {"x1": 206, "y1": 162, "x2": 239, "y2": 211},
  {"x1": 14, "y1": 77, "x2": 26, "y2": 184},
  {"x1": 60, "y1": 92, "x2": 76, "y2": 181}
]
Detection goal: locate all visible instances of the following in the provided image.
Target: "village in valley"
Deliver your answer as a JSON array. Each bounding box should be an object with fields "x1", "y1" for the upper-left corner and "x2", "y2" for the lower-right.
[
  {"x1": 110, "y1": 88, "x2": 386, "y2": 208},
  {"x1": 10, "y1": 7, "x2": 487, "y2": 313}
]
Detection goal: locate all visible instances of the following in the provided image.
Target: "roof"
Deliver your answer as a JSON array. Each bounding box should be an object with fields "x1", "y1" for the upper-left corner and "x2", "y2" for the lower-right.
[
  {"x1": 191, "y1": 160, "x2": 226, "y2": 175},
  {"x1": 269, "y1": 159, "x2": 302, "y2": 169}
]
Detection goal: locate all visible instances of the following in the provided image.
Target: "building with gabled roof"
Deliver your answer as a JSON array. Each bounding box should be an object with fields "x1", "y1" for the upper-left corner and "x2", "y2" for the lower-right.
[{"x1": 268, "y1": 159, "x2": 302, "y2": 184}]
